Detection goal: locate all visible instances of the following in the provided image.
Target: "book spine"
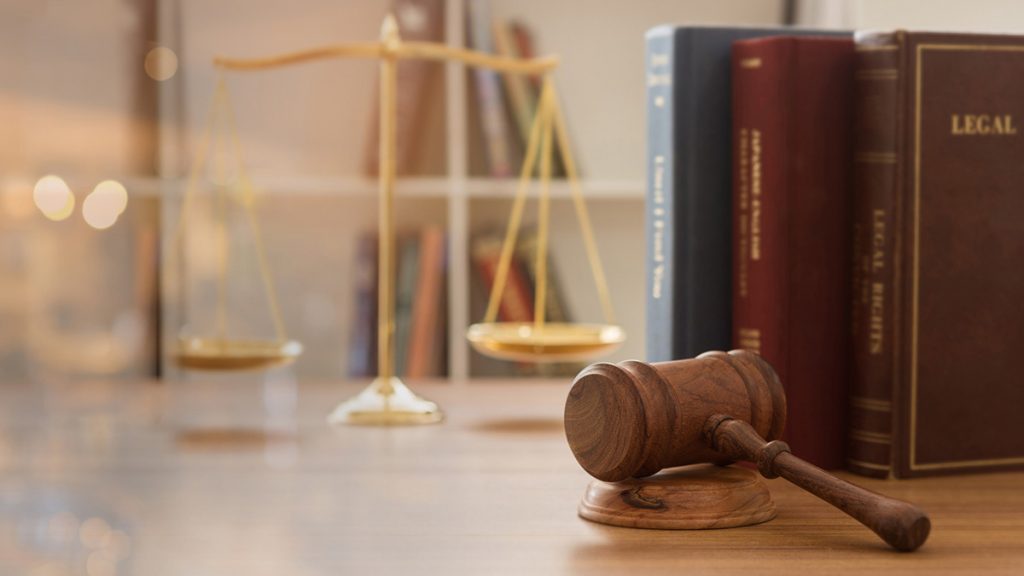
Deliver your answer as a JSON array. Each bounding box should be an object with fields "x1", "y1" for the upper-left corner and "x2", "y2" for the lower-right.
[
  {"x1": 406, "y1": 227, "x2": 444, "y2": 378},
  {"x1": 394, "y1": 232, "x2": 421, "y2": 377},
  {"x1": 735, "y1": 37, "x2": 855, "y2": 470},
  {"x1": 364, "y1": 0, "x2": 445, "y2": 176},
  {"x1": 472, "y1": 235, "x2": 534, "y2": 323},
  {"x1": 493, "y1": 18, "x2": 536, "y2": 150},
  {"x1": 848, "y1": 33, "x2": 904, "y2": 478},
  {"x1": 731, "y1": 39, "x2": 789, "y2": 390},
  {"x1": 466, "y1": 0, "x2": 513, "y2": 177},
  {"x1": 505, "y1": 21, "x2": 565, "y2": 177},
  {"x1": 347, "y1": 232, "x2": 378, "y2": 378},
  {"x1": 434, "y1": 234, "x2": 449, "y2": 376},
  {"x1": 471, "y1": 233, "x2": 535, "y2": 376},
  {"x1": 644, "y1": 27, "x2": 679, "y2": 362},
  {"x1": 516, "y1": 228, "x2": 572, "y2": 324}
]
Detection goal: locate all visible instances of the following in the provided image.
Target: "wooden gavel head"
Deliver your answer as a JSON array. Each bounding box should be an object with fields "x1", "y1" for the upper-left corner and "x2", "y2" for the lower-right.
[{"x1": 565, "y1": 350, "x2": 785, "y2": 482}]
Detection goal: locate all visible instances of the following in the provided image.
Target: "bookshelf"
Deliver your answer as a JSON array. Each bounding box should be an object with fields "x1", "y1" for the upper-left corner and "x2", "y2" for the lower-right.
[{"x1": 160, "y1": 0, "x2": 787, "y2": 380}]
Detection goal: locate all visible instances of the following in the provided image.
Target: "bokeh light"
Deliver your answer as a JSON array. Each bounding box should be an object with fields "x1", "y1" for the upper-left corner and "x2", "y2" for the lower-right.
[
  {"x1": 144, "y1": 46, "x2": 178, "y2": 81},
  {"x1": 33, "y1": 175, "x2": 76, "y2": 221},
  {"x1": 79, "y1": 517, "x2": 111, "y2": 549},
  {"x1": 83, "y1": 180, "x2": 127, "y2": 230},
  {"x1": 85, "y1": 550, "x2": 117, "y2": 576}
]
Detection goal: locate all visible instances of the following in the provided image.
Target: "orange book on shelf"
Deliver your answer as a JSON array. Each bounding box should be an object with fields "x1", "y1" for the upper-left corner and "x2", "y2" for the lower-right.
[{"x1": 406, "y1": 227, "x2": 445, "y2": 378}]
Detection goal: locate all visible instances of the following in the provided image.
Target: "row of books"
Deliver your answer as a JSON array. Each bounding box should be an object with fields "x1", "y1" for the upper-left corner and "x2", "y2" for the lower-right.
[
  {"x1": 465, "y1": 0, "x2": 566, "y2": 178},
  {"x1": 347, "y1": 227, "x2": 448, "y2": 379},
  {"x1": 646, "y1": 26, "x2": 1024, "y2": 478},
  {"x1": 364, "y1": 0, "x2": 570, "y2": 178},
  {"x1": 347, "y1": 224, "x2": 579, "y2": 379}
]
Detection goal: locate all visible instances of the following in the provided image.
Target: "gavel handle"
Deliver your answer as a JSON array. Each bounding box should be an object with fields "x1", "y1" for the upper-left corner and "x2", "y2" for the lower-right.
[{"x1": 704, "y1": 415, "x2": 931, "y2": 552}]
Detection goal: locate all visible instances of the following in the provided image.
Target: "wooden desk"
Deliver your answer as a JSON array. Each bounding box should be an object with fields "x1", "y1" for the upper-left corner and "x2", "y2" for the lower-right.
[{"x1": 1, "y1": 378, "x2": 1022, "y2": 575}]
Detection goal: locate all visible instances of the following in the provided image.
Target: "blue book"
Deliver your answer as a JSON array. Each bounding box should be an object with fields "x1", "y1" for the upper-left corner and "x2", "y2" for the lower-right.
[
  {"x1": 644, "y1": 25, "x2": 847, "y2": 362},
  {"x1": 347, "y1": 232, "x2": 378, "y2": 378}
]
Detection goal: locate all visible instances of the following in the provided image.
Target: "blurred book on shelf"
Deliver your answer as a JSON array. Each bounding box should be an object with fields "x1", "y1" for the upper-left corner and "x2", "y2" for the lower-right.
[
  {"x1": 406, "y1": 226, "x2": 447, "y2": 378},
  {"x1": 347, "y1": 226, "x2": 448, "y2": 379},
  {"x1": 465, "y1": 0, "x2": 515, "y2": 177},
  {"x1": 363, "y1": 0, "x2": 447, "y2": 177},
  {"x1": 492, "y1": 17, "x2": 566, "y2": 177},
  {"x1": 346, "y1": 232, "x2": 378, "y2": 378},
  {"x1": 466, "y1": 2, "x2": 574, "y2": 178},
  {"x1": 469, "y1": 227, "x2": 581, "y2": 378}
]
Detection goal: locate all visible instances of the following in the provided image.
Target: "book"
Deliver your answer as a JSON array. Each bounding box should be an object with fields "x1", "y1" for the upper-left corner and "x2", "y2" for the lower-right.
[
  {"x1": 469, "y1": 230, "x2": 537, "y2": 377},
  {"x1": 515, "y1": 227, "x2": 573, "y2": 326},
  {"x1": 347, "y1": 232, "x2": 378, "y2": 378},
  {"x1": 849, "y1": 31, "x2": 1024, "y2": 477},
  {"x1": 363, "y1": 0, "x2": 445, "y2": 177},
  {"x1": 406, "y1": 226, "x2": 445, "y2": 378},
  {"x1": 493, "y1": 18, "x2": 536, "y2": 162},
  {"x1": 492, "y1": 19, "x2": 566, "y2": 178},
  {"x1": 515, "y1": 227, "x2": 581, "y2": 377},
  {"x1": 394, "y1": 231, "x2": 421, "y2": 377},
  {"x1": 466, "y1": 0, "x2": 514, "y2": 177},
  {"x1": 510, "y1": 22, "x2": 541, "y2": 93},
  {"x1": 471, "y1": 231, "x2": 534, "y2": 324},
  {"x1": 433, "y1": 237, "x2": 450, "y2": 377},
  {"x1": 731, "y1": 36, "x2": 855, "y2": 470},
  {"x1": 644, "y1": 26, "x2": 846, "y2": 363}
]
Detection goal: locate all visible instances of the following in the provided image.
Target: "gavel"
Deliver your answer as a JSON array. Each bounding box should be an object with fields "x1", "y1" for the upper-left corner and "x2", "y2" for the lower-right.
[{"x1": 564, "y1": 350, "x2": 930, "y2": 552}]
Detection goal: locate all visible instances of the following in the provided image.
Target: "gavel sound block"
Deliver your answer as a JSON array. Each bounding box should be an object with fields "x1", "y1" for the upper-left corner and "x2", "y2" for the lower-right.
[{"x1": 564, "y1": 350, "x2": 931, "y2": 552}]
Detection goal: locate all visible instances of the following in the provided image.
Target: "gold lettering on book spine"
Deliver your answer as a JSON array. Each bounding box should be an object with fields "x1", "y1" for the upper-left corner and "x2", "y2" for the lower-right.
[
  {"x1": 869, "y1": 209, "x2": 886, "y2": 354},
  {"x1": 737, "y1": 128, "x2": 750, "y2": 297},
  {"x1": 739, "y1": 57, "x2": 762, "y2": 69},
  {"x1": 736, "y1": 328, "x2": 761, "y2": 354},
  {"x1": 750, "y1": 129, "x2": 762, "y2": 261}
]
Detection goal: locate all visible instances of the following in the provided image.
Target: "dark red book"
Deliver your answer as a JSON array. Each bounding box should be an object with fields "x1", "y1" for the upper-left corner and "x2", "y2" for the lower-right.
[
  {"x1": 731, "y1": 36, "x2": 855, "y2": 469},
  {"x1": 471, "y1": 232, "x2": 533, "y2": 324}
]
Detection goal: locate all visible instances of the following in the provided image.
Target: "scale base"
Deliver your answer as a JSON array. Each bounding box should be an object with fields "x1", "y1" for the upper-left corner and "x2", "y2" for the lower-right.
[
  {"x1": 327, "y1": 377, "x2": 444, "y2": 426},
  {"x1": 578, "y1": 464, "x2": 775, "y2": 530}
]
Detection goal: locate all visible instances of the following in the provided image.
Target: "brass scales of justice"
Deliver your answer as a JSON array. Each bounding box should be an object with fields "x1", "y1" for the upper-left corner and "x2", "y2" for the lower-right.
[{"x1": 173, "y1": 14, "x2": 625, "y2": 425}]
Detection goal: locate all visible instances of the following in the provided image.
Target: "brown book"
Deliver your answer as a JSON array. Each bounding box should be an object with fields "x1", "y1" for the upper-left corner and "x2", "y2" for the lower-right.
[
  {"x1": 849, "y1": 31, "x2": 1024, "y2": 477},
  {"x1": 363, "y1": 0, "x2": 445, "y2": 177},
  {"x1": 731, "y1": 35, "x2": 854, "y2": 470},
  {"x1": 406, "y1": 227, "x2": 444, "y2": 378}
]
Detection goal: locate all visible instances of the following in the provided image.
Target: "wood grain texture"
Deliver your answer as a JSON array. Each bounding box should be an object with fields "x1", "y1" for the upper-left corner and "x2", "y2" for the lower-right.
[
  {"x1": 579, "y1": 464, "x2": 776, "y2": 529},
  {"x1": 564, "y1": 350, "x2": 786, "y2": 482},
  {"x1": 706, "y1": 416, "x2": 929, "y2": 551},
  {"x1": 0, "y1": 378, "x2": 1022, "y2": 575}
]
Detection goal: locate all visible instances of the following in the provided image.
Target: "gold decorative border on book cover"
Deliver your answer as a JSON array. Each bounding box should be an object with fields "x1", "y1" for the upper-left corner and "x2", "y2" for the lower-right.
[{"x1": 911, "y1": 43, "x2": 1024, "y2": 470}]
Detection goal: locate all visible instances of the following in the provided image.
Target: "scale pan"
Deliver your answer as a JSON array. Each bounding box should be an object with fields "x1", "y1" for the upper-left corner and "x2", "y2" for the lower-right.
[
  {"x1": 467, "y1": 322, "x2": 624, "y2": 362},
  {"x1": 175, "y1": 338, "x2": 303, "y2": 371}
]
